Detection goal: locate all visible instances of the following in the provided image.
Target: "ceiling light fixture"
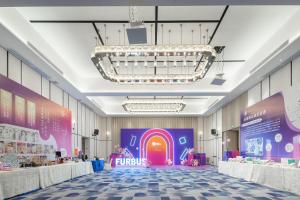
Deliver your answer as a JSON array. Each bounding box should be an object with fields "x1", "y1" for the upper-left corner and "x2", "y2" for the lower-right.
[
  {"x1": 91, "y1": 45, "x2": 217, "y2": 84},
  {"x1": 122, "y1": 98, "x2": 186, "y2": 113}
]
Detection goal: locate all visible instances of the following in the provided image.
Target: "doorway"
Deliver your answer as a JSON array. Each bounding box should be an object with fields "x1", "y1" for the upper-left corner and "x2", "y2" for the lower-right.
[
  {"x1": 222, "y1": 128, "x2": 240, "y2": 157},
  {"x1": 82, "y1": 137, "x2": 90, "y2": 159}
]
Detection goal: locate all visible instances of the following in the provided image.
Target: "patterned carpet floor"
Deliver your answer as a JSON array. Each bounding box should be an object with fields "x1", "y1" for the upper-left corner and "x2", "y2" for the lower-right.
[{"x1": 11, "y1": 166, "x2": 299, "y2": 200}]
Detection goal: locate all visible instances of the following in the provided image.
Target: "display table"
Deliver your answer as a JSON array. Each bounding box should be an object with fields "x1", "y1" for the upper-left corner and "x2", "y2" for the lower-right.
[
  {"x1": 0, "y1": 168, "x2": 40, "y2": 200},
  {"x1": 218, "y1": 161, "x2": 254, "y2": 181},
  {"x1": 218, "y1": 161, "x2": 300, "y2": 195},
  {"x1": 38, "y1": 163, "x2": 73, "y2": 188},
  {"x1": 0, "y1": 162, "x2": 94, "y2": 199},
  {"x1": 91, "y1": 160, "x2": 105, "y2": 172},
  {"x1": 71, "y1": 162, "x2": 94, "y2": 178}
]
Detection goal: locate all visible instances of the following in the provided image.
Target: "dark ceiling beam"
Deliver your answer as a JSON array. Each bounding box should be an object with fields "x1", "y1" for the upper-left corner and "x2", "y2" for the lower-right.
[
  {"x1": 92, "y1": 22, "x2": 104, "y2": 45},
  {"x1": 92, "y1": 22, "x2": 118, "y2": 75},
  {"x1": 208, "y1": 5, "x2": 229, "y2": 45},
  {"x1": 154, "y1": 6, "x2": 158, "y2": 75},
  {"x1": 194, "y1": 5, "x2": 229, "y2": 72},
  {"x1": 30, "y1": 20, "x2": 219, "y2": 24},
  {"x1": 154, "y1": 6, "x2": 158, "y2": 45}
]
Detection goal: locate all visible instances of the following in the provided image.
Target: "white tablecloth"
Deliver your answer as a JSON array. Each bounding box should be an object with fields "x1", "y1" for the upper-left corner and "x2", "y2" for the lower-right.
[
  {"x1": 0, "y1": 162, "x2": 94, "y2": 199},
  {"x1": 71, "y1": 162, "x2": 94, "y2": 179},
  {"x1": 218, "y1": 161, "x2": 254, "y2": 181},
  {"x1": 38, "y1": 163, "x2": 73, "y2": 189},
  {"x1": 0, "y1": 168, "x2": 40, "y2": 200},
  {"x1": 218, "y1": 161, "x2": 300, "y2": 195}
]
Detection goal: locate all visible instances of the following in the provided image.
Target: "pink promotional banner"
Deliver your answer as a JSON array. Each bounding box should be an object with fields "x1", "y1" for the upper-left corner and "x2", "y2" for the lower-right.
[{"x1": 0, "y1": 74, "x2": 72, "y2": 157}]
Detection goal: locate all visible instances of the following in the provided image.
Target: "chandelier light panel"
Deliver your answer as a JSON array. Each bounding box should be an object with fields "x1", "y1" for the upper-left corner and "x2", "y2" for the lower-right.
[
  {"x1": 91, "y1": 44, "x2": 216, "y2": 84},
  {"x1": 122, "y1": 99, "x2": 186, "y2": 113}
]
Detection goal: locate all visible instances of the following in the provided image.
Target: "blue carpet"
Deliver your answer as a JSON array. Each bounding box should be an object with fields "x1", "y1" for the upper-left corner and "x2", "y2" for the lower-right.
[{"x1": 12, "y1": 166, "x2": 299, "y2": 200}]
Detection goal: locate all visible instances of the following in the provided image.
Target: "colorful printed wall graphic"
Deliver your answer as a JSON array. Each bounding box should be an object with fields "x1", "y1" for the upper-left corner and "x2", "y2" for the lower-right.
[
  {"x1": 0, "y1": 74, "x2": 72, "y2": 157},
  {"x1": 240, "y1": 90, "x2": 300, "y2": 161},
  {"x1": 121, "y1": 128, "x2": 194, "y2": 165}
]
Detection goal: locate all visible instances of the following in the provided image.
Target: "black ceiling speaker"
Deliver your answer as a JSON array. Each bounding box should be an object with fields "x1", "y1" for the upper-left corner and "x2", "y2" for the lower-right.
[
  {"x1": 211, "y1": 129, "x2": 218, "y2": 136},
  {"x1": 93, "y1": 129, "x2": 99, "y2": 136}
]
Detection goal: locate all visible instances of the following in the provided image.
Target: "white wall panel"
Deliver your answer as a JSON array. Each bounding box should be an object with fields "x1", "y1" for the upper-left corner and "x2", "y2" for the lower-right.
[
  {"x1": 0, "y1": 47, "x2": 7, "y2": 76},
  {"x1": 78, "y1": 135, "x2": 82, "y2": 151},
  {"x1": 292, "y1": 57, "x2": 300, "y2": 90},
  {"x1": 86, "y1": 108, "x2": 90, "y2": 137},
  {"x1": 270, "y1": 63, "x2": 291, "y2": 95},
  {"x1": 248, "y1": 83, "x2": 261, "y2": 107},
  {"x1": 99, "y1": 141, "x2": 107, "y2": 159},
  {"x1": 81, "y1": 105, "x2": 86, "y2": 137},
  {"x1": 90, "y1": 111, "x2": 95, "y2": 136},
  {"x1": 262, "y1": 77, "x2": 270, "y2": 100},
  {"x1": 63, "y1": 91, "x2": 68, "y2": 108},
  {"x1": 50, "y1": 83, "x2": 63, "y2": 106},
  {"x1": 77, "y1": 102, "x2": 82, "y2": 135},
  {"x1": 99, "y1": 117, "x2": 107, "y2": 140},
  {"x1": 41, "y1": 77, "x2": 49, "y2": 99},
  {"x1": 22, "y1": 63, "x2": 41, "y2": 94},
  {"x1": 8, "y1": 53, "x2": 21, "y2": 83},
  {"x1": 89, "y1": 138, "x2": 95, "y2": 159},
  {"x1": 107, "y1": 140, "x2": 112, "y2": 160}
]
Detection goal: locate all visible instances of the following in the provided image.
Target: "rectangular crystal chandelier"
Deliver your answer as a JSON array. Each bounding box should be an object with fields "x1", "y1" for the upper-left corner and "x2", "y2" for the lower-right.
[
  {"x1": 122, "y1": 98, "x2": 186, "y2": 113},
  {"x1": 91, "y1": 44, "x2": 216, "y2": 84}
]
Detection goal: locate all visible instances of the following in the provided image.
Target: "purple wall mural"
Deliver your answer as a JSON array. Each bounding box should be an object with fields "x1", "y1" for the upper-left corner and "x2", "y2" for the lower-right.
[
  {"x1": 240, "y1": 92, "x2": 300, "y2": 161},
  {"x1": 0, "y1": 74, "x2": 72, "y2": 157},
  {"x1": 121, "y1": 128, "x2": 194, "y2": 165}
]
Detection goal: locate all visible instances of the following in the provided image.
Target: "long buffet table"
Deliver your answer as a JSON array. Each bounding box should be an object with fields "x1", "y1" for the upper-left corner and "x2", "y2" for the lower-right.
[
  {"x1": 0, "y1": 162, "x2": 93, "y2": 199},
  {"x1": 218, "y1": 161, "x2": 300, "y2": 195}
]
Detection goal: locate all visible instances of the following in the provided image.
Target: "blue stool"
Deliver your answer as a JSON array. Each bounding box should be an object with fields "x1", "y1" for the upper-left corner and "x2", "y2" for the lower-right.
[{"x1": 91, "y1": 160, "x2": 105, "y2": 172}]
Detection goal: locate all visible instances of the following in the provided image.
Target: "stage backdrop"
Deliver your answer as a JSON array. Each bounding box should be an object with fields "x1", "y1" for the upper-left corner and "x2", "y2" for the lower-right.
[
  {"x1": 121, "y1": 128, "x2": 193, "y2": 165},
  {"x1": 0, "y1": 74, "x2": 72, "y2": 157},
  {"x1": 240, "y1": 90, "x2": 300, "y2": 161}
]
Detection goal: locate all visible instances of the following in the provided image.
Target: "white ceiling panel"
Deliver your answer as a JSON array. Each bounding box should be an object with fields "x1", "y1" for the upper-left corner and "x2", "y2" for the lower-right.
[
  {"x1": 17, "y1": 6, "x2": 155, "y2": 21},
  {"x1": 10, "y1": 5, "x2": 300, "y2": 115},
  {"x1": 30, "y1": 23, "x2": 99, "y2": 78},
  {"x1": 158, "y1": 6, "x2": 225, "y2": 20}
]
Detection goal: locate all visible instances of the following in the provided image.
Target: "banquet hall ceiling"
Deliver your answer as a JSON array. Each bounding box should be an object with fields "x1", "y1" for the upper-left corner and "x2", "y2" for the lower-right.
[{"x1": 1, "y1": 5, "x2": 300, "y2": 115}]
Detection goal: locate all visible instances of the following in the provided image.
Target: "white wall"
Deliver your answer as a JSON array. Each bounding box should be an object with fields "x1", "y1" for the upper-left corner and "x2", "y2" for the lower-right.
[
  {"x1": 0, "y1": 47, "x2": 7, "y2": 76},
  {"x1": 22, "y1": 63, "x2": 41, "y2": 95},
  {"x1": 203, "y1": 55, "x2": 300, "y2": 166},
  {"x1": 247, "y1": 61, "x2": 297, "y2": 105},
  {"x1": 0, "y1": 46, "x2": 111, "y2": 160},
  {"x1": 201, "y1": 109, "x2": 222, "y2": 166},
  {"x1": 8, "y1": 53, "x2": 21, "y2": 83}
]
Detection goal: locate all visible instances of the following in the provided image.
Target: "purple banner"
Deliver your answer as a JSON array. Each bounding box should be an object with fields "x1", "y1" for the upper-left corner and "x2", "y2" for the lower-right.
[
  {"x1": 121, "y1": 128, "x2": 194, "y2": 165},
  {"x1": 240, "y1": 92, "x2": 300, "y2": 161},
  {"x1": 0, "y1": 74, "x2": 72, "y2": 157}
]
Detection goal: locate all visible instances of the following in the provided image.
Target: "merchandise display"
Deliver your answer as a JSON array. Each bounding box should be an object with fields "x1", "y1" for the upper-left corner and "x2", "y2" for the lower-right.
[
  {"x1": 219, "y1": 161, "x2": 300, "y2": 195},
  {"x1": 0, "y1": 161, "x2": 94, "y2": 199}
]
